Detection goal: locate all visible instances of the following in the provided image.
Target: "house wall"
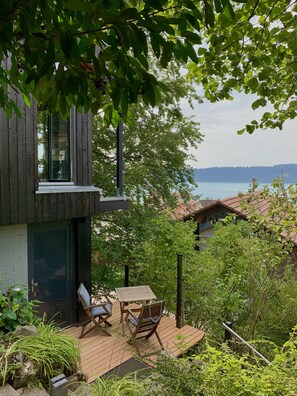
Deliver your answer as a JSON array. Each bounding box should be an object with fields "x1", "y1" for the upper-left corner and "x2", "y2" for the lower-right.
[
  {"x1": 0, "y1": 224, "x2": 27, "y2": 290},
  {"x1": 0, "y1": 67, "x2": 100, "y2": 227}
]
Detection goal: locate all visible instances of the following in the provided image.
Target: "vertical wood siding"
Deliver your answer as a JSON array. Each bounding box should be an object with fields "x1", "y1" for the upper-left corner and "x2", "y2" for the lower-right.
[{"x1": 0, "y1": 91, "x2": 99, "y2": 226}]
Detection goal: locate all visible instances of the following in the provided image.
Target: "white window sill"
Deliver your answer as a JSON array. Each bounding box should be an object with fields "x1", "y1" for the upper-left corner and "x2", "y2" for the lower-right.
[{"x1": 36, "y1": 185, "x2": 101, "y2": 194}]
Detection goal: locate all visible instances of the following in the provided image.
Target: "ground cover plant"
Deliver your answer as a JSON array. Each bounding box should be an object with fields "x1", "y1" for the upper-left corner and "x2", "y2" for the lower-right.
[
  {"x1": 73, "y1": 375, "x2": 147, "y2": 396},
  {"x1": 0, "y1": 305, "x2": 80, "y2": 389},
  {"x1": 150, "y1": 326, "x2": 297, "y2": 395}
]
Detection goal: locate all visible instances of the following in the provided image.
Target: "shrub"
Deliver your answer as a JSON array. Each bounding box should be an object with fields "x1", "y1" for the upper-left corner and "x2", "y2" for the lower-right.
[
  {"x1": 150, "y1": 327, "x2": 297, "y2": 395},
  {"x1": 0, "y1": 286, "x2": 37, "y2": 333}
]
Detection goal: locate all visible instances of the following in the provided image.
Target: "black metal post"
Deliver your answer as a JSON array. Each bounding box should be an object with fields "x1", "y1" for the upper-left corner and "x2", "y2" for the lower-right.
[
  {"x1": 224, "y1": 321, "x2": 233, "y2": 345},
  {"x1": 124, "y1": 265, "x2": 129, "y2": 287},
  {"x1": 176, "y1": 254, "x2": 183, "y2": 328},
  {"x1": 116, "y1": 119, "x2": 123, "y2": 196}
]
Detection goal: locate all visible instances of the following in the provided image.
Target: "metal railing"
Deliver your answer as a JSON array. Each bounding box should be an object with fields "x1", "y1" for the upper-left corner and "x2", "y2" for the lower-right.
[{"x1": 223, "y1": 322, "x2": 272, "y2": 366}]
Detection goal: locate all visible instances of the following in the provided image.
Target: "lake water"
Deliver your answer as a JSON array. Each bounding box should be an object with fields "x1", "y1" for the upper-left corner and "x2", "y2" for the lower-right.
[{"x1": 192, "y1": 182, "x2": 287, "y2": 200}]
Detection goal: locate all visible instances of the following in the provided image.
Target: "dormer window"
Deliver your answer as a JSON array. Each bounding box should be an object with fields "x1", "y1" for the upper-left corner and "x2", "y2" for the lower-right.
[{"x1": 38, "y1": 110, "x2": 72, "y2": 182}]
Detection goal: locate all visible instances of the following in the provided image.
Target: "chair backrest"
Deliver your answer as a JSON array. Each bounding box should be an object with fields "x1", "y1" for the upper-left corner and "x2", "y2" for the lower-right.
[
  {"x1": 77, "y1": 283, "x2": 91, "y2": 308},
  {"x1": 139, "y1": 301, "x2": 164, "y2": 324}
]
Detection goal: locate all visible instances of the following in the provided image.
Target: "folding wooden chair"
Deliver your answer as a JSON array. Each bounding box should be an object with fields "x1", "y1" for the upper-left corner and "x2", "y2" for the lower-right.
[
  {"x1": 77, "y1": 283, "x2": 113, "y2": 338},
  {"x1": 125, "y1": 300, "x2": 164, "y2": 355}
]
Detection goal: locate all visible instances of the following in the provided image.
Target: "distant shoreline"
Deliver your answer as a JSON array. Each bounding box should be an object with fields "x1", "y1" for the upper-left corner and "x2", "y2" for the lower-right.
[{"x1": 193, "y1": 164, "x2": 297, "y2": 184}]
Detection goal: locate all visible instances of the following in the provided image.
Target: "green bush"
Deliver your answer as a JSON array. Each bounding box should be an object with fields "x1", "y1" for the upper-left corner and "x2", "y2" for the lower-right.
[
  {"x1": 0, "y1": 286, "x2": 37, "y2": 333},
  {"x1": 150, "y1": 326, "x2": 297, "y2": 395}
]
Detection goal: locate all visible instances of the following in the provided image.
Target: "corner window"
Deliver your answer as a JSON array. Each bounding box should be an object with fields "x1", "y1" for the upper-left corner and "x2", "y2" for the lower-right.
[{"x1": 37, "y1": 111, "x2": 72, "y2": 182}]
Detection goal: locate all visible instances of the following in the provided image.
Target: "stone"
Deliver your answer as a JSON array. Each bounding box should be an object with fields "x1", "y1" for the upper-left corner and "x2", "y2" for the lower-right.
[
  {"x1": 14, "y1": 326, "x2": 38, "y2": 337},
  {"x1": 0, "y1": 384, "x2": 19, "y2": 396},
  {"x1": 20, "y1": 387, "x2": 49, "y2": 396},
  {"x1": 12, "y1": 361, "x2": 40, "y2": 389}
]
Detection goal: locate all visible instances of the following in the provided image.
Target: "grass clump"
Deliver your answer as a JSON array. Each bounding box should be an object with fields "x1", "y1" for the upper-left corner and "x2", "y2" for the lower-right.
[
  {"x1": 73, "y1": 375, "x2": 148, "y2": 396},
  {"x1": 1, "y1": 320, "x2": 80, "y2": 387}
]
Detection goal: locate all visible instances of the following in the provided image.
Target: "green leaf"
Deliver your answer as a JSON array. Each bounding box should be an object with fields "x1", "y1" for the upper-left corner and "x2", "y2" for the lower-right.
[
  {"x1": 120, "y1": 89, "x2": 129, "y2": 116},
  {"x1": 178, "y1": 14, "x2": 187, "y2": 33},
  {"x1": 113, "y1": 23, "x2": 130, "y2": 51},
  {"x1": 130, "y1": 25, "x2": 147, "y2": 57},
  {"x1": 222, "y1": 0, "x2": 235, "y2": 20},
  {"x1": 214, "y1": 0, "x2": 223, "y2": 12},
  {"x1": 118, "y1": 7, "x2": 139, "y2": 21},
  {"x1": 246, "y1": 124, "x2": 255, "y2": 134},
  {"x1": 61, "y1": 0, "x2": 95, "y2": 12},
  {"x1": 205, "y1": 2, "x2": 215, "y2": 27},
  {"x1": 150, "y1": 32, "x2": 161, "y2": 58},
  {"x1": 22, "y1": 94, "x2": 31, "y2": 107},
  {"x1": 185, "y1": 40, "x2": 198, "y2": 63},
  {"x1": 198, "y1": 47, "x2": 207, "y2": 55},
  {"x1": 185, "y1": 13, "x2": 200, "y2": 30},
  {"x1": 143, "y1": 0, "x2": 164, "y2": 11},
  {"x1": 160, "y1": 43, "x2": 172, "y2": 68},
  {"x1": 60, "y1": 30, "x2": 74, "y2": 59},
  {"x1": 182, "y1": 31, "x2": 201, "y2": 44},
  {"x1": 176, "y1": 40, "x2": 188, "y2": 62},
  {"x1": 252, "y1": 98, "x2": 267, "y2": 110},
  {"x1": 103, "y1": 103, "x2": 114, "y2": 125},
  {"x1": 143, "y1": 81, "x2": 156, "y2": 107},
  {"x1": 182, "y1": 0, "x2": 197, "y2": 10},
  {"x1": 136, "y1": 53, "x2": 149, "y2": 70}
]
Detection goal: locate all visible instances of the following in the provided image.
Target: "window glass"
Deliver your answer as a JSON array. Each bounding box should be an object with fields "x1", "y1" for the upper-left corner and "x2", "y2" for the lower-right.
[{"x1": 38, "y1": 111, "x2": 71, "y2": 182}]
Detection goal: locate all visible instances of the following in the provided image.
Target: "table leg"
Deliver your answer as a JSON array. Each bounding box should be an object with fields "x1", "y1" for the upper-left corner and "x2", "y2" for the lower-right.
[{"x1": 119, "y1": 302, "x2": 126, "y2": 335}]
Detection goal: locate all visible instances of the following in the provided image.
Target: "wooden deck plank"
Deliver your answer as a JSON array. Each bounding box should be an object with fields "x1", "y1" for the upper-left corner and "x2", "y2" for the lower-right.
[{"x1": 64, "y1": 301, "x2": 204, "y2": 382}]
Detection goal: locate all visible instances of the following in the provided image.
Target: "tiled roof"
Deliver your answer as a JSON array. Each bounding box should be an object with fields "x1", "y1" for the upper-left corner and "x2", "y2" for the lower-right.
[{"x1": 183, "y1": 191, "x2": 297, "y2": 245}]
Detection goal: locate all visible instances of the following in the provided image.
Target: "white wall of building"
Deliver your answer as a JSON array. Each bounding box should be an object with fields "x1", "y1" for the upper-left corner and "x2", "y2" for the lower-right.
[{"x1": 0, "y1": 224, "x2": 28, "y2": 291}]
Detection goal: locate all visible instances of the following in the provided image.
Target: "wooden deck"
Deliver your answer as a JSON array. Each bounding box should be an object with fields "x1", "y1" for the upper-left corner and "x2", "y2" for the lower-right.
[{"x1": 64, "y1": 301, "x2": 205, "y2": 383}]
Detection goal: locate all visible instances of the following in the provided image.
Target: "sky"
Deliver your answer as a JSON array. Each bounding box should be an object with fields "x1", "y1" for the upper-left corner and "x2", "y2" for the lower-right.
[{"x1": 183, "y1": 92, "x2": 297, "y2": 169}]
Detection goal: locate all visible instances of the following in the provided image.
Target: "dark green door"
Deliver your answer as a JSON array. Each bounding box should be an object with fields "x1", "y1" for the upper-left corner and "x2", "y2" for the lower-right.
[{"x1": 28, "y1": 220, "x2": 76, "y2": 326}]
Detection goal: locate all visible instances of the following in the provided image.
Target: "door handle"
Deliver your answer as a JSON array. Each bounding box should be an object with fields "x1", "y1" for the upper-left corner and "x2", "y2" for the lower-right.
[{"x1": 31, "y1": 279, "x2": 38, "y2": 297}]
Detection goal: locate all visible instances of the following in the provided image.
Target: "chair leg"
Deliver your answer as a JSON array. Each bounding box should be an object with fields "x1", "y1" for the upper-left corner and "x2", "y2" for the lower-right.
[
  {"x1": 80, "y1": 316, "x2": 112, "y2": 338},
  {"x1": 154, "y1": 330, "x2": 164, "y2": 349},
  {"x1": 79, "y1": 319, "x2": 91, "y2": 338},
  {"x1": 104, "y1": 319, "x2": 112, "y2": 327}
]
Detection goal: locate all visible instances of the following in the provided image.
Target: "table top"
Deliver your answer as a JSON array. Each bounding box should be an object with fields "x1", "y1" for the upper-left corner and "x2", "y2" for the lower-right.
[{"x1": 115, "y1": 285, "x2": 156, "y2": 303}]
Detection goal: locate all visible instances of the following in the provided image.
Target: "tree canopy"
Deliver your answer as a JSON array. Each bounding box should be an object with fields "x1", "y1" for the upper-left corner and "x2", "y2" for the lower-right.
[
  {"x1": 0, "y1": 0, "x2": 241, "y2": 119},
  {"x1": 91, "y1": 60, "x2": 201, "y2": 269},
  {"x1": 188, "y1": 0, "x2": 297, "y2": 133}
]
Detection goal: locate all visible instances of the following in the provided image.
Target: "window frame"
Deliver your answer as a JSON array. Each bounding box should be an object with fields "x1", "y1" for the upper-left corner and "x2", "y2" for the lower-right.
[{"x1": 37, "y1": 107, "x2": 77, "y2": 185}]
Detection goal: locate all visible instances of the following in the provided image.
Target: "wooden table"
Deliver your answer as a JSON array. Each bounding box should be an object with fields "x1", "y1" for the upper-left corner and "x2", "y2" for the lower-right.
[{"x1": 115, "y1": 285, "x2": 156, "y2": 334}]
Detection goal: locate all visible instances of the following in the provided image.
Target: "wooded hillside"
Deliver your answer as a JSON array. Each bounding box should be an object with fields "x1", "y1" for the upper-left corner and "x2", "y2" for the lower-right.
[{"x1": 194, "y1": 164, "x2": 297, "y2": 183}]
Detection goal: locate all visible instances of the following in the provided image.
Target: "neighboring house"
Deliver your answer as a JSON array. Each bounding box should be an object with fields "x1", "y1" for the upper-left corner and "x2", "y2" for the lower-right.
[
  {"x1": 171, "y1": 194, "x2": 202, "y2": 220},
  {"x1": 0, "y1": 71, "x2": 127, "y2": 325},
  {"x1": 183, "y1": 192, "x2": 271, "y2": 243}
]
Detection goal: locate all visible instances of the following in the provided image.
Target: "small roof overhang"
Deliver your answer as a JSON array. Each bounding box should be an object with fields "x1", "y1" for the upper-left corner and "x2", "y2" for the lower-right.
[{"x1": 99, "y1": 196, "x2": 130, "y2": 212}]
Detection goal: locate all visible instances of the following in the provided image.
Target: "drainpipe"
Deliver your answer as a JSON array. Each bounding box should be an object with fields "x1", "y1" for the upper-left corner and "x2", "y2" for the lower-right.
[
  {"x1": 176, "y1": 254, "x2": 183, "y2": 328},
  {"x1": 116, "y1": 119, "x2": 123, "y2": 196}
]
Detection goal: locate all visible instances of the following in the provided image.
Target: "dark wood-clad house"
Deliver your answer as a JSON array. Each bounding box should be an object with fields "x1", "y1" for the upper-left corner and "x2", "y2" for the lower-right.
[{"x1": 0, "y1": 90, "x2": 126, "y2": 326}]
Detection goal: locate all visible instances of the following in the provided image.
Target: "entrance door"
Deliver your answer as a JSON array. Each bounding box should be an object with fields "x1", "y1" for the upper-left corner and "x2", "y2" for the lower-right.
[{"x1": 28, "y1": 220, "x2": 76, "y2": 326}]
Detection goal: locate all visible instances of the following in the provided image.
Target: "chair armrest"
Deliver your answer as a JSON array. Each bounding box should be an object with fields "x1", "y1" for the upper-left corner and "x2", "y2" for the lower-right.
[
  {"x1": 91, "y1": 293, "x2": 113, "y2": 305},
  {"x1": 84, "y1": 302, "x2": 108, "y2": 309},
  {"x1": 124, "y1": 308, "x2": 140, "y2": 322}
]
